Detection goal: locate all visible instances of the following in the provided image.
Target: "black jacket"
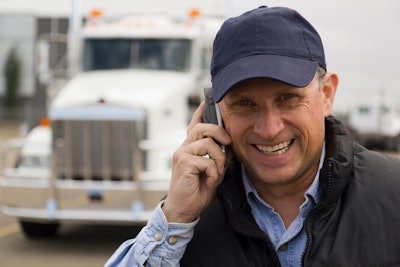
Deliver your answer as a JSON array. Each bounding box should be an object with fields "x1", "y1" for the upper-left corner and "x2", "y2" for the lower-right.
[{"x1": 181, "y1": 116, "x2": 400, "y2": 267}]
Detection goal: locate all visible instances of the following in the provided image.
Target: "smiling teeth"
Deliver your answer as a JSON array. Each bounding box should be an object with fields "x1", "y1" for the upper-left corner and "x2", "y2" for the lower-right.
[{"x1": 256, "y1": 140, "x2": 292, "y2": 155}]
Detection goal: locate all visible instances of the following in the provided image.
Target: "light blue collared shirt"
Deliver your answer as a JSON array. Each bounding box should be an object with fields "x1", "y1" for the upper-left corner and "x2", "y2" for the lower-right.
[
  {"x1": 105, "y1": 201, "x2": 198, "y2": 267},
  {"x1": 105, "y1": 144, "x2": 325, "y2": 267},
  {"x1": 242, "y1": 143, "x2": 325, "y2": 267}
]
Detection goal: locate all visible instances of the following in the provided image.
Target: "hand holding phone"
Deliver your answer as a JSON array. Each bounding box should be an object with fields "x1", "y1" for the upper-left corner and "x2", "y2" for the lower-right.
[{"x1": 162, "y1": 100, "x2": 230, "y2": 223}]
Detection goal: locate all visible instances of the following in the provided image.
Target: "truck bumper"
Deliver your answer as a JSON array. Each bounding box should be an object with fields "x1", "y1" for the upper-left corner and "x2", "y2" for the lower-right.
[
  {"x1": 0, "y1": 176, "x2": 169, "y2": 225},
  {"x1": 1, "y1": 206, "x2": 153, "y2": 224}
]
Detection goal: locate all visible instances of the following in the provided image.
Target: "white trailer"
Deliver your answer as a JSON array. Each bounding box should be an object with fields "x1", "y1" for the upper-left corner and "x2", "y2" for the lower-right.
[
  {"x1": 0, "y1": 10, "x2": 223, "y2": 238},
  {"x1": 348, "y1": 93, "x2": 400, "y2": 151}
]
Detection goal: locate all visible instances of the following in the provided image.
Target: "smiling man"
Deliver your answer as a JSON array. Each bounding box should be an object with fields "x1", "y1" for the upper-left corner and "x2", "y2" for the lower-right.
[
  {"x1": 106, "y1": 6, "x2": 400, "y2": 267},
  {"x1": 218, "y1": 73, "x2": 336, "y2": 229}
]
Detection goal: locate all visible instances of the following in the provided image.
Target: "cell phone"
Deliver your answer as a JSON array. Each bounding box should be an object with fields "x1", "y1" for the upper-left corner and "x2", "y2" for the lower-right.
[{"x1": 203, "y1": 87, "x2": 225, "y2": 152}]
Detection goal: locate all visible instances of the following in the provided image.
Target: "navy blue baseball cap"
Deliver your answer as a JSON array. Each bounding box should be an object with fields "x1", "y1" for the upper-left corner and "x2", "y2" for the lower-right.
[{"x1": 211, "y1": 6, "x2": 326, "y2": 102}]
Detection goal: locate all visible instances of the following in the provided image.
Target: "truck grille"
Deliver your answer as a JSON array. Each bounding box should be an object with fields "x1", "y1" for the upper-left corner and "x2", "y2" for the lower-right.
[{"x1": 52, "y1": 120, "x2": 145, "y2": 181}]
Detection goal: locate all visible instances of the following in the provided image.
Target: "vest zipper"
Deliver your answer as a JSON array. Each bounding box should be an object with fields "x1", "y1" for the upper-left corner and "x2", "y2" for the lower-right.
[{"x1": 301, "y1": 160, "x2": 334, "y2": 266}]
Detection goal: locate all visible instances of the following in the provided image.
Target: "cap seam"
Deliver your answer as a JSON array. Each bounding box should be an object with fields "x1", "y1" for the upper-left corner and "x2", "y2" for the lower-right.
[
  {"x1": 294, "y1": 12, "x2": 315, "y2": 63},
  {"x1": 255, "y1": 7, "x2": 260, "y2": 52}
]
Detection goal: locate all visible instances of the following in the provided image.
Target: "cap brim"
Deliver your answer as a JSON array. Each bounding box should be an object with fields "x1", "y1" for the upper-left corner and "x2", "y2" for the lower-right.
[{"x1": 211, "y1": 54, "x2": 319, "y2": 102}]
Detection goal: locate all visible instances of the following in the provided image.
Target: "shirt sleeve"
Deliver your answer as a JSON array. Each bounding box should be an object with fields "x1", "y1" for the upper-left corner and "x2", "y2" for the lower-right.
[{"x1": 104, "y1": 201, "x2": 199, "y2": 267}]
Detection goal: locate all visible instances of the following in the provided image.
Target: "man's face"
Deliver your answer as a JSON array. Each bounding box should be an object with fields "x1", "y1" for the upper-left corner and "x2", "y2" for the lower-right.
[{"x1": 219, "y1": 74, "x2": 337, "y2": 194}]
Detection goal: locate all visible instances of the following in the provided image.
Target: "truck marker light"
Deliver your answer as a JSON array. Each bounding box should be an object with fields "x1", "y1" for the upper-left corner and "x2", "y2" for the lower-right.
[
  {"x1": 90, "y1": 8, "x2": 103, "y2": 18},
  {"x1": 40, "y1": 117, "x2": 51, "y2": 127},
  {"x1": 189, "y1": 8, "x2": 201, "y2": 18}
]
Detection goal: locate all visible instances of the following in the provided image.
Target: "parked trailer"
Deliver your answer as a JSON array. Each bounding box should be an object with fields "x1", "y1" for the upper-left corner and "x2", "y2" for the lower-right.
[{"x1": 348, "y1": 94, "x2": 400, "y2": 152}]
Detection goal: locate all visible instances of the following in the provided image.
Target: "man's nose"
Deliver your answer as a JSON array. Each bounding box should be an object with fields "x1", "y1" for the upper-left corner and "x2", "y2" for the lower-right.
[{"x1": 253, "y1": 108, "x2": 285, "y2": 139}]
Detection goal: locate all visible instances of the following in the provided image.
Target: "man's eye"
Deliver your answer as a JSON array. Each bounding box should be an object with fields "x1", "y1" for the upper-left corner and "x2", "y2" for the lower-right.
[
  {"x1": 238, "y1": 100, "x2": 253, "y2": 106},
  {"x1": 281, "y1": 94, "x2": 296, "y2": 101}
]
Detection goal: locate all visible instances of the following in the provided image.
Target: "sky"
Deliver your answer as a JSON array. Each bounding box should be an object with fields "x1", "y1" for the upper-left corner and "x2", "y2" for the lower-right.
[{"x1": 1, "y1": 0, "x2": 400, "y2": 114}]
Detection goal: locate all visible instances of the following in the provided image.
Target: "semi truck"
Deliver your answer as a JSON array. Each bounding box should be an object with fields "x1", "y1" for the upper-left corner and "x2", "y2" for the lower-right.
[
  {"x1": 347, "y1": 93, "x2": 400, "y2": 152},
  {"x1": 0, "y1": 10, "x2": 222, "y2": 238}
]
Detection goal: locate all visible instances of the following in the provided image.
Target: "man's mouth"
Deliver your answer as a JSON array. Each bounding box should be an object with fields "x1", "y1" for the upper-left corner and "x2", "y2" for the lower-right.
[{"x1": 255, "y1": 139, "x2": 294, "y2": 155}]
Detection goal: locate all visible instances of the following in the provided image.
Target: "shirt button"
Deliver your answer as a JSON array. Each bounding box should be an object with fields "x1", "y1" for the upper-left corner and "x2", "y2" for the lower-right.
[
  {"x1": 154, "y1": 231, "x2": 163, "y2": 241},
  {"x1": 168, "y1": 235, "x2": 178, "y2": 245},
  {"x1": 278, "y1": 243, "x2": 288, "y2": 252}
]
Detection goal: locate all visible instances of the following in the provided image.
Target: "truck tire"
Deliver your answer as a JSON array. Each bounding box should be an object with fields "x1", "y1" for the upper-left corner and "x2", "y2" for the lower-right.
[{"x1": 19, "y1": 221, "x2": 60, "y2": 239}]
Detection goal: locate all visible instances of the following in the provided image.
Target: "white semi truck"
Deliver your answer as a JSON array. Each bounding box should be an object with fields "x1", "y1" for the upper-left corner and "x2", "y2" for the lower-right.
[
  {"x1": 348, "y1": 93, "x2": 400, "y2": 152},
  {"x1": 0, "y1": 10, "x2": 222, "y2": 238}
]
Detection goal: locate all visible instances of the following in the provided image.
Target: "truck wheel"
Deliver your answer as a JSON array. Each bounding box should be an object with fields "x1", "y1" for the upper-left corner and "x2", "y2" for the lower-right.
[{"x1": 19, "y1": 221, "x2": 59, "y2": 239}]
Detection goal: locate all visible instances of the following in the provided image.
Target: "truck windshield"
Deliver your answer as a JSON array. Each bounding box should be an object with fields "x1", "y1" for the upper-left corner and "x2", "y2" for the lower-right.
[{"x1": 83, "y1": 38, "x2": 191, "y2": 71}]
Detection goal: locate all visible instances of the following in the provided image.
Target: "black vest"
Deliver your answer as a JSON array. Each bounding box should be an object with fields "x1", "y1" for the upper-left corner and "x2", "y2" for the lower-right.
[{"x1": 181, "y1": 116, "x2": 400, "y2": 267}]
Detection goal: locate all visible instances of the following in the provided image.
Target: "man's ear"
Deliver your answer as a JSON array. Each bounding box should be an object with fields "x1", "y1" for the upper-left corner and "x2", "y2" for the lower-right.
[{"x1": 322, "y1": 72, "x2": 339, "y2": 117}]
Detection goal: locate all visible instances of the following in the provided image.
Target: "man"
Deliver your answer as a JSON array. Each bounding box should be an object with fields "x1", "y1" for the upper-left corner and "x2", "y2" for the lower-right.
[{"x1": 106, "y1": 6, "x2": 400, "y2": 267}]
